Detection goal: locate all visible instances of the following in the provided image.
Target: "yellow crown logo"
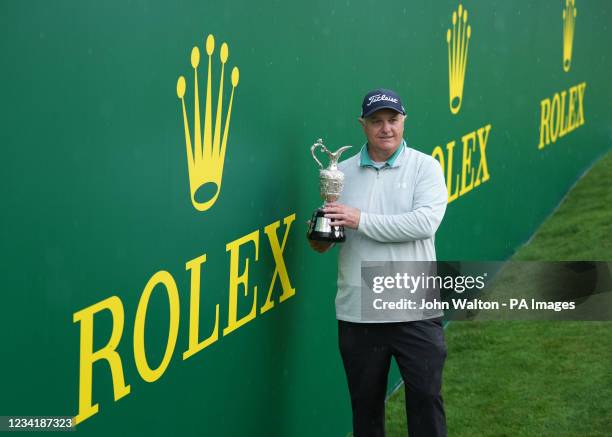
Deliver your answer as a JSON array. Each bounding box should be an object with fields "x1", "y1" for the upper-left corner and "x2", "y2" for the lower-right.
[
  {"x1": 176, "y1": 34, "x2": 239, "y2": 212},
  {"x1": 562, "y1": 0, "x2": 577, "y2": 72},
  {"x1": 446, "y1": 4, "x2": 471, "y2": 115}
]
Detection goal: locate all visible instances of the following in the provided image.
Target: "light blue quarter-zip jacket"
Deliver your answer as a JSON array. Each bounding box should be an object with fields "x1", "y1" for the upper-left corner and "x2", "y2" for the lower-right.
[{"x1": 336, "y1": 140, "x2": 448, "y2": 322}]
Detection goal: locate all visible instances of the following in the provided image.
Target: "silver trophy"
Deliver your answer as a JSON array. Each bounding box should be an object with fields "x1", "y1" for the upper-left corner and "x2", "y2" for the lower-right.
[{"x1": 308, "y1": 139, "x2": 352, "y2": 242}]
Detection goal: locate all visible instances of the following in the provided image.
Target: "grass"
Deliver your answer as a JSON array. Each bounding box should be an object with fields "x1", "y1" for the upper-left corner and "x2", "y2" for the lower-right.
[
  {"x1": 513, "y1": 151, "x2": 612, "y2": 261},
  {"x1": 384, "y1": 150, "x2": 612, "y2": 436}
]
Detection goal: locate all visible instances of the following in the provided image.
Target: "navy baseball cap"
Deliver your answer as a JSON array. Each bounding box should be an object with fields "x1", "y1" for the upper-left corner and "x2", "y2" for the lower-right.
[{"x1": 361, "y1": 88, "x2": 406, "y2": 118}]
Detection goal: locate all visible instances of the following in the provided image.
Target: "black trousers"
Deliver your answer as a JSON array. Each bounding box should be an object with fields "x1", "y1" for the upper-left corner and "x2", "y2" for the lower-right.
[{"x1": 338, "y1": 317, "x2": 447, "y2": 437}]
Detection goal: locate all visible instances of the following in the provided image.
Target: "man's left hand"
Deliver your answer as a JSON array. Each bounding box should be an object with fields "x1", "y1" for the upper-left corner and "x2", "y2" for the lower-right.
[{"x1": 324, "y1": 203, "x2": 361, "y2": 229}]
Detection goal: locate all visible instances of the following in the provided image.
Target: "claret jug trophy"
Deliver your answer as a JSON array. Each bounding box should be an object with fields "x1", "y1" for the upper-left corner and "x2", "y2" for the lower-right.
[{"x1": 307, "y1": 139, "x2": 352, "y2": 242}]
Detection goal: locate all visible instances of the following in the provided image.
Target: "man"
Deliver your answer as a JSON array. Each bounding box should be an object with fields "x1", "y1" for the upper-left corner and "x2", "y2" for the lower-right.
[{"x1": 308, "y1": 89, "x2": 449, "y2": 437}]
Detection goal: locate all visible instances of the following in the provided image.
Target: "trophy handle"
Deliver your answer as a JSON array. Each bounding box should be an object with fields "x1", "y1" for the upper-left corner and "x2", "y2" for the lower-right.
[{"x1": 310, "y1": 138, "x2": 327, "y2": 169}]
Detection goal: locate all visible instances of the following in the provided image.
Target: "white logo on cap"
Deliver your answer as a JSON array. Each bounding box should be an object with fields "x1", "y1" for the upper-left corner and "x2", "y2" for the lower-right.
[{"x1": 367, "y1": 94, "x2": 399, "y2": 106}]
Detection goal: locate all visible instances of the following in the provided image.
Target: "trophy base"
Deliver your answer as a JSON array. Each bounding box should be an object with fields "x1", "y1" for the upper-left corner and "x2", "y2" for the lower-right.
[{"x1": 307, "y1": 208, "x2": 346, "y2": 242}]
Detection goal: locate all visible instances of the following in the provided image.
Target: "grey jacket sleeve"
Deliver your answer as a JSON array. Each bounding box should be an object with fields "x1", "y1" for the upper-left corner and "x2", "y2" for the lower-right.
[{"x1": 357, "y1": 158, "x2": 448, "y2": 242}]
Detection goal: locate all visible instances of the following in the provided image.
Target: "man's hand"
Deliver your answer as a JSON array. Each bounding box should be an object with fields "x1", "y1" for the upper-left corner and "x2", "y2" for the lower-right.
[{"x1": 323, "y1": 203, "x2": 361, "y2": 229}]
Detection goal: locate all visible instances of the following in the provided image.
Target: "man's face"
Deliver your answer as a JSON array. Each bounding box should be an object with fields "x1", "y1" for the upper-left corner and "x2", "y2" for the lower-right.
[{"x1": 360, "y1": 109, "x2": 405, "y2": 158}]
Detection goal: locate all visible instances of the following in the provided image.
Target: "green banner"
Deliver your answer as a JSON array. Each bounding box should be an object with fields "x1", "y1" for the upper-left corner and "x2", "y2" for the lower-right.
[{"x1": 1, "y1": 1, "x2": 610, "y2": 435}]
